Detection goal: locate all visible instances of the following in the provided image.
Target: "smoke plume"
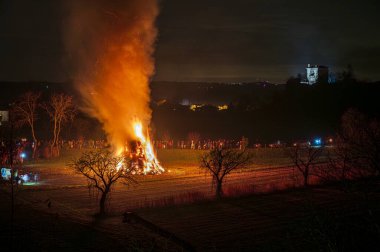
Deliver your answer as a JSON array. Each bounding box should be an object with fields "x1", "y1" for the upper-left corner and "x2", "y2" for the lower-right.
[{"x1": 64, "y1": 0, "x2": 159, "y2": 150}]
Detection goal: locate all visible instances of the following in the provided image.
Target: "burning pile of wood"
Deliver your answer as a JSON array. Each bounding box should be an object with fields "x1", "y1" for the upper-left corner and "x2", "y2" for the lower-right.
[{"x1": 129, "y1": 140, "x2": 164, "y2": 175}]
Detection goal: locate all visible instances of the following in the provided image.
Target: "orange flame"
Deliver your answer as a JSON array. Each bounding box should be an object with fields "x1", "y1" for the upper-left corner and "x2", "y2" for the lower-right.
[
  {"x1": 132, "y1": 121, "x2": 164, "y2": 174},
  {"x1": 64, "y1": 0, "x2": 163, "y2": 174},
  {"x1": 116, "y1": 121, "x2": 164, "y2": 174}
]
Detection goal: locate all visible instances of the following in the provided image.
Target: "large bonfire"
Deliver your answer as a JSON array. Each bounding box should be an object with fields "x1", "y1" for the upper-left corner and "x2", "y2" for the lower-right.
[
  {"x1": 65, "y1": 0, "x2": 163, "y2": 174},
  {"x1": 117, "y1": 120, "x2": 164, "y2": 174}
]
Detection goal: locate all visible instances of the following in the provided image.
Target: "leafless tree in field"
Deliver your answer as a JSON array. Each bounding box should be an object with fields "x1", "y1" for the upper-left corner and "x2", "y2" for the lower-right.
[
  {"x1": 338, "y1": 108, "x2": 380, "y2": 176},
  {"x1": 286, "y1": 145, "x2": 323, "y2": 187},
  {"x1": 200, "y1": 147, "x2": 253, "y2": 199},
  {"x1": 325, "y1": 136, "x2": 356, "y2": 181},
  {"x1": 69, "y1": 149, "x2": 136, "y2": 216},
  {"x1": 42, "y1": 93, "x2": 76, "y2": 157},
  {"x1": 12, "y1": 92, "x2": 41, "y2": 158}
]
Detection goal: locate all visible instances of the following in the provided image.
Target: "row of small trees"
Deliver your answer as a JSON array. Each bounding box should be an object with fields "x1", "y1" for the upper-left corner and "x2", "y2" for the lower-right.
[
  {"x1": 286, "y1": 108, "x2": 380, "y2": 187},
  {"x1": 11, "y1": 92, "x2": 76, "y2": 158},
  {"x1": 70, "y1": 147, "x2": 254, "y2": 216},
  {"x1": 199, "y1": 108, "x2": 380, "y2": 200},
  {"x1": 325, "y1": 109, "x2": 380, "y2": 179},
  {"x1": 70, "y1": 108, "x2": 379, "y2": 216}
]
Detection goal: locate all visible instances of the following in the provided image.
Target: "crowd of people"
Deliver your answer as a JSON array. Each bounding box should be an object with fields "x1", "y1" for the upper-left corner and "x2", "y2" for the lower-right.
[
  {"x1": 0, "y1": 140, "x2": 28, "y2": 165},
  {"x1": 61, "y1": 139, "x2": 108, "y2": 150},
  {"x1": 0, "y1": 137, "x2": 251, "y2": 164},
  {"x1": 0, "y1": 139, "x2": 109, "y2": 163},
  {"x1": 153, "y1": 138, "x2": 249, "y2": 150},
  {"x1": 58, "y1": 138, "x2": 249, "y2": 151}
]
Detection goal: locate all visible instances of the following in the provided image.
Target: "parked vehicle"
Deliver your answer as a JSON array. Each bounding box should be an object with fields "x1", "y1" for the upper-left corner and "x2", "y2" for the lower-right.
[{"x1": 1, "y1": 167, "x2": 39, "y2": 184}]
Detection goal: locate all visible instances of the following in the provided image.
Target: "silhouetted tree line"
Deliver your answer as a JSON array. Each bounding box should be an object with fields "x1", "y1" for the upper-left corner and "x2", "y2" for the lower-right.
[
  {"x1": 326, "y1": 108, "x2": 380, "y2": 179},
  {"x1": 152, "y1": 79, "x2": 380, "y2": 143},
  {"x1": 285, "y1": 108, "x2": 380, "y2": 188},
  {"x1": 1, "y1": 92, "x2": 78, "y2": 158},
  {"x1": 1, "y1": 70, "x2": 380, "y2": 146}
]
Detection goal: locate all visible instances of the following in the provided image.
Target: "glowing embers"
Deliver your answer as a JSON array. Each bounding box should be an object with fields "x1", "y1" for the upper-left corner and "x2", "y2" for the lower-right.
[
  {"x1": 118, "y1": 121, "x2": 164, "y2": 175},
  {"x1": 129, "y1": 140, "x2": 164, "y2": 175}
]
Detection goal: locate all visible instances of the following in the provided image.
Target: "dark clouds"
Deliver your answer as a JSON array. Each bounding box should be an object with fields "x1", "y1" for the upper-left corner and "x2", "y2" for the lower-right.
[
  {"x1": 0, "y1": 0, "x2": 65, "y2": 81},
  {"x1": 1, "y1": 0, "x2": 380, "y2": 83},
  {"x1": 155, "y1": 0, "x2": 380, "y2": 82}
]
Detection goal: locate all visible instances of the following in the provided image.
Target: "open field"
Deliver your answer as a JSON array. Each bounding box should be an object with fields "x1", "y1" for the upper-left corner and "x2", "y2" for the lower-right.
[
  {"x1": 3, "y1": 148, "x2": 373, "y2": 251},
  {"x1": 3, "y1": 173, "x2": 380, "y2": 251},
  {"x1": 137, "y1": 180, "x2": 380, "y2": 251},
  {"x1": 157, "y1": 148, "x2": 293, "y2": 172},
  {"x1": 0, "y1": 189, "x2": 183, "y2": 251},
  {"x1": 26, "y1": 147, "x2": 294, "y2": 173},
  {"x1": 11, "y1": 148, "x2": 308, "y2": 215}
]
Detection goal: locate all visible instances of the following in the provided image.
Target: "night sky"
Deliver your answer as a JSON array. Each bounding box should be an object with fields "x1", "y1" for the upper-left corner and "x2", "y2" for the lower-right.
[{"x1": 1, "y1": 0, "x2": 379, "y2": 83}]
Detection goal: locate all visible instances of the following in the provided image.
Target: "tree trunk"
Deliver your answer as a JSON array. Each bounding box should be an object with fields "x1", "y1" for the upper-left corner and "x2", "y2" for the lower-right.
[
  {"x1": 99, "y1": 191, "x2": 107, "y2": 216},
  {"x1": 51, "y1": 115, "x2": 58, "y2": 158},
  {"x1": 99, "y1": 187, "x2": 110, "y2": 216},
  {"x1": 303, "y1": 168, "x2": 309, "y2": 187},
  {"x1": 31, "y1": 123, "x2": 37, "y2": 159},
  {"x1": 32, "y1": 142, "x2": 37, "y2": 159},
  {"x1": 56, "y1": 142, "x2": 60, "y2": 157},
  {"x1": 215, "y1": 180, "x2": 223, "y2": 199},
  {"x1": 56, "y1": 119, "x2": 62, "y2": 157}
]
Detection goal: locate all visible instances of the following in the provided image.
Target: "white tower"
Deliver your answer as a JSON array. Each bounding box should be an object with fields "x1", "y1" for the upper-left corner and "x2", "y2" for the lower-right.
[{"x1": 305, "y1": 64, "x2": 328, "y2": 85}]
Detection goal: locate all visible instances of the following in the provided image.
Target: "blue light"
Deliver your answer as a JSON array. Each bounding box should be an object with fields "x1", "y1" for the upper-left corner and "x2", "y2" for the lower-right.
[
  {"x1": 21, "y1": 174, "x2": 29, "y2": 183},
  {"x1": 314, "y1": 138, "x2": 322, "y2": 146},
  {"x1": 20, "y1": 152, "x2": 26, "y2": 159},
  {"x1": 1, "y1": 168, "x2": 11, "y2": 180}
]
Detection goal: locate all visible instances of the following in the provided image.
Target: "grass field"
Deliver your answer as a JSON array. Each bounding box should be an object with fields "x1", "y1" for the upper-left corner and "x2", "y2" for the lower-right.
[
  {"x1": 24, "y1": 147, "x2": 294, "y2": 176},
  {"x1": 137, "y1": 180, "x2": 380, "y2": 251},
  {"x1": 3, "y1": 147, "x2": 371, "y2": 251},
  {"x1": 157, "y1": 148, "x2": 293, "y2": 172},
  {"x1": 3, "y1": 148, "x2": 303, "y2": 224}
]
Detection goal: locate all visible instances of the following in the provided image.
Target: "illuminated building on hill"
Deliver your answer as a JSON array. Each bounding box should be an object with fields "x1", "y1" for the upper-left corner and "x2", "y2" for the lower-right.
[{"x1": 302, "y1": 64, "x2": 329, "y2": 85}]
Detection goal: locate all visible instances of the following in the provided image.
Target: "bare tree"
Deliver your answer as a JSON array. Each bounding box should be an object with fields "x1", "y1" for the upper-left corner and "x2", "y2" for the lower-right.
[
  {"x1": 339, "y1": 109, "x2": 380, "y2": 176},
  {"x1": 314, "y1": 109, "x2": 380, "y2": 183},
  {"x1": 287, "y1": 145, "x2": 323, "y2": 187},
  {"x1": 200, "y1": 147, "x2": 253, "y2": 199},
  {"x1": 325, "y1": 137, "x2": 355, "y2": 181},
  {"x1": 12, "y1": 92, "x2": 41, "y2": 158},
  {"x1": 42, "y1": 93, "x2": 76, "y2": 157},
  {"x1": 69, "y1": 149, "x2": 135, "y2": 216}
]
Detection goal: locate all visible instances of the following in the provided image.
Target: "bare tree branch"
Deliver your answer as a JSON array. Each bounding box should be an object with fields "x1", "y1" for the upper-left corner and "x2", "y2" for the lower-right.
[
  {"x1": 42, "y1": 93, "x2": 76, "y2": 157},
  {"x1": 69, "y1": 149, "x2": 136, "y2": 216},
  {"x1": 286, "y1": 145, "x2": 323, "y2": 187},
  {"x1": 12, "y1": 92, "x2": 41, "y2": 158},
  {"x1": 200, "y1": 147, "x2": 253, "y2": 199}
]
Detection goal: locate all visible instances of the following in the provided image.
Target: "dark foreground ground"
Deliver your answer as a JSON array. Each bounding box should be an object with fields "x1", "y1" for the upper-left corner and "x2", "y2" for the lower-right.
[
  {"x1": 0, "y1": 189, "x2": 181, "y2": 252},
  {"x1": 1, "y1": 178, "x2": 380, "y2": 252}
]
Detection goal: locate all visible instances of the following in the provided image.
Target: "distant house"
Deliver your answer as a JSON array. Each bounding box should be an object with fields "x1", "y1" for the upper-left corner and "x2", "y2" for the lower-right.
[
  {"x1": 0, "y1": 110, "x2": 9, "y2": 125},
  {"x1": 301, "y1": 64, "x2": 329, "y2": 85}
]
